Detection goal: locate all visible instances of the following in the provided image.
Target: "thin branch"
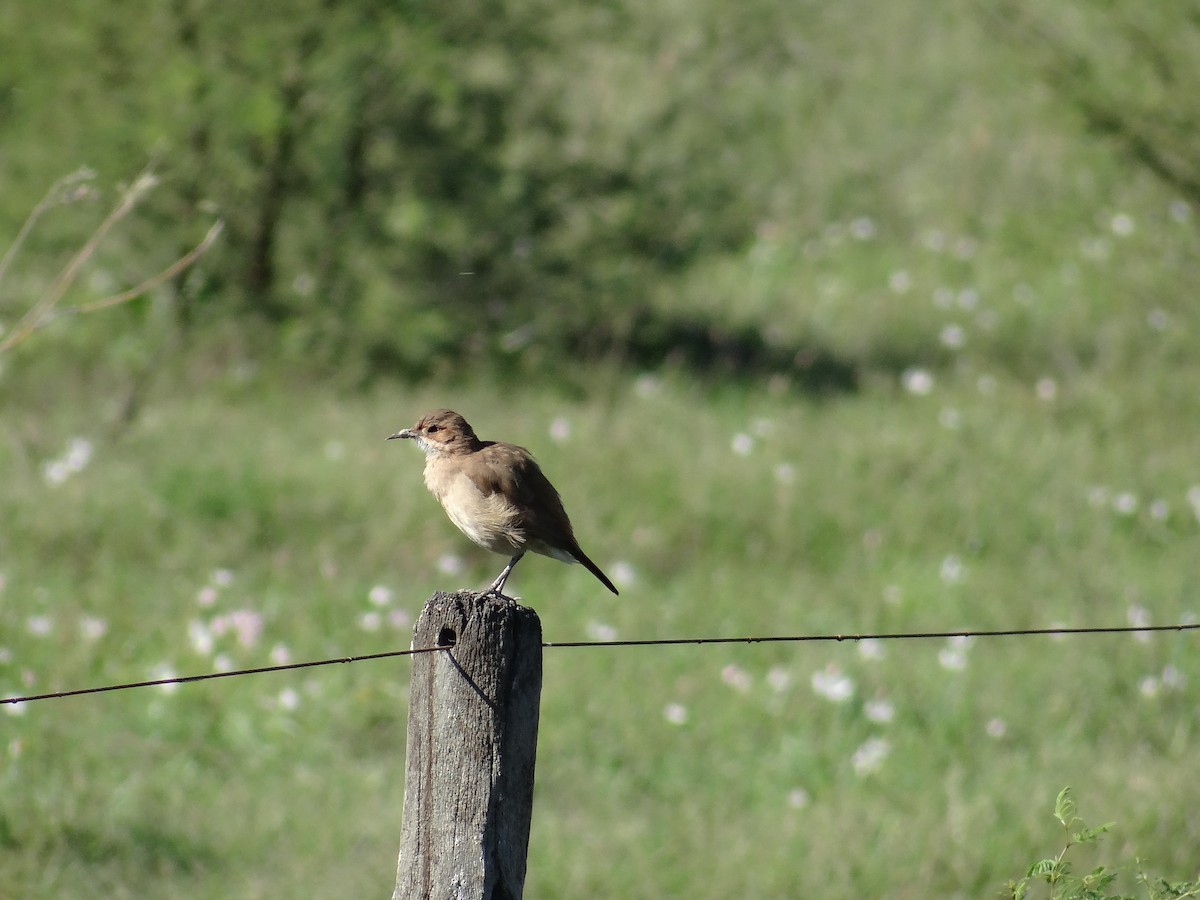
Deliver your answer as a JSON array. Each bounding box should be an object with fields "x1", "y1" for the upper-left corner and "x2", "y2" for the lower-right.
[
  {"x1": 0, "y1": 164, "x2": 219, "y2": 354},
  {"x1": 75, "y1": 217, "x2": 224, "y2": 315},
  {"x1": 0, "y1": 167, "x2": 97, "y2": 292},
  {"x1": 1, "y1": 169, "x2": 154, "y2": 351}
]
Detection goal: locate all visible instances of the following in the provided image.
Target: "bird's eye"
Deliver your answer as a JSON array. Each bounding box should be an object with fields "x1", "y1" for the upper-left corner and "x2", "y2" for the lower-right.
[{"x1": 426, "y1": 424, "x2": 440, "y2": 434}]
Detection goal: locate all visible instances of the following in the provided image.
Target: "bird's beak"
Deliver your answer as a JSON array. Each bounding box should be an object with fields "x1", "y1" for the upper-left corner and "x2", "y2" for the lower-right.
[{"x1": 387, "y1": 428, "x2": 415, "y2": 441}]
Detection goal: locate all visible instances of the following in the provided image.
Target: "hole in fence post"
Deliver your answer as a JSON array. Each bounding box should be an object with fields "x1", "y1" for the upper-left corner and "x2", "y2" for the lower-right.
[{"x1": 437, "y1": 626, "x2": 457, "y2": 647}]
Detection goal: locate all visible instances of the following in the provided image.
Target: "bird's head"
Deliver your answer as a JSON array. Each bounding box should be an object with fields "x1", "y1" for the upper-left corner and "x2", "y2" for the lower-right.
[{"x1": 387, "y1": 409, "x2": 480, "y2": 456}]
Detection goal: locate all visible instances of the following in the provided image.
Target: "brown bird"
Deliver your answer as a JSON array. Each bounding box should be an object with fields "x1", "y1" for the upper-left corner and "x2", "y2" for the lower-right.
[{"x1": 388, "y1": 409, "x2": 618, "y2": 598}]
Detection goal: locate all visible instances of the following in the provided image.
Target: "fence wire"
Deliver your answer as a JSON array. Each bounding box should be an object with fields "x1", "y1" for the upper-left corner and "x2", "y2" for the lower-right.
[{"x1": 3, "y1": 621, "x2": 1197, "y2": 707}]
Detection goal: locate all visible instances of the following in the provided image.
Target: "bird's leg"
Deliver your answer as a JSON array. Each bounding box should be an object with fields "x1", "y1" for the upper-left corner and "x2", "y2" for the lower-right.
[{"x1": 485, "y1": 552, "x2": 525, "y2": 600}]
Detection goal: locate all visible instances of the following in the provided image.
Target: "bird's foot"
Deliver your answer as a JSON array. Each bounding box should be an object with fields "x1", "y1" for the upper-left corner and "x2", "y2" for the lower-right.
[{"x1": 481, "y1": 585, "x2": 521, "y2": 606}]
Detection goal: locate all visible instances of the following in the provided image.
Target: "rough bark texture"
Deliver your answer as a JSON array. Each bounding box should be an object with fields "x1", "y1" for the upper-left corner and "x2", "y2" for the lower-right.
[{"x1": 392, "y1": 590, "x2": 542, "y2": 900}]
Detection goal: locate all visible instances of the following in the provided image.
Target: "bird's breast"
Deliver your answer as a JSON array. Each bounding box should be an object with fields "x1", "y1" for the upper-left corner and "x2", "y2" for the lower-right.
[{"x1": 424, "y1": 460, "x2": 525, "y2": 555}]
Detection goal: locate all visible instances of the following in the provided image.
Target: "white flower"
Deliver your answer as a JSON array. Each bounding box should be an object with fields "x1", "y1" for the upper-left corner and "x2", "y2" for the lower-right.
[
  {"x1": 902, "y1": 368, "x2": 934, "y2": 396},
  {"x1": 437, "y1": 554, "x2": 465, "y2": 575},
  {"x1": 151, "y1": 664, "x2": 179, "y2": 695},
  {"x1": 188, "y1": 620, "x2": 214, "y2": 655},
  {"x1": 864, "y1": 699, "x2": 895, "y2": 724},
  {"x1": 940, "y1": 555, "x2": 964, "y2": 584},
  {"x1": 752, "y1": 418, "x2": 775, "y2": 438},
  {"x1": 721, "y1": 664, "x2": 752, "y2": 693},
  {"x1": 663, "y1": 703, "x2": 688, "y2": 725},
  {"x1": 940, "y1": 324, "x2": 966, "y2": 349},
  {"x1": 852, "y1": 737, "x2": 890, "y2": 775},
  {"x1": 857, "y1": 638, "x2": 885, "y2": 661},
  {"x1": 1127, "y1": 605, "x2": 1152, "y2": 644},
  {"x1": 586, "y1": 621, "x2": 618, "y2": 642},
  {"x1": 1112, "y1": 492, "x2": 1137, "y2": 515},
  {"x1": 368, "y1": 584, "x2": 394, "y2": 607},
  {"x1": 634, "y1": 374, "x2": 661, "y2": 398},
  {"x1": 64, "y1": 438, "x2": 93, "y2": 472},
  {"x1": 811, "y1": 665, "x2": 854, "y2": 703},
  {"x1": 850, "y1": 217, "x2": 876, "y2": 240},
  {"x1": 227, "y1": 610, "x2": 263, "y2": 648},
  {"x1": 1161, "y1": 665, "x2": 1185, "y2": 690},
  {"x1": 548, "y1": 417, "x2": 571, "y2": 443},
  {"x1": 938, "y1": 634, "x2": 970, "y2": 671},
  {"x1": 42, "y1": 437, "x2": 95, "y2": 484},
  {"x1": 766, "y1": 666, "x2": 792, "y2": 693},
  {"x1": 610, "y1": 561, "x2": 637, "y2": 589},
  {"x1": 42, "y1": 460, "x2": 70, "y2": 486}
]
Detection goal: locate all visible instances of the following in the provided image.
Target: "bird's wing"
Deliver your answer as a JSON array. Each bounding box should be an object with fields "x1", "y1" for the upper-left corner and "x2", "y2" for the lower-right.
[{"x1": 470, "y1": 442, "x2": 576, "y2": 542}]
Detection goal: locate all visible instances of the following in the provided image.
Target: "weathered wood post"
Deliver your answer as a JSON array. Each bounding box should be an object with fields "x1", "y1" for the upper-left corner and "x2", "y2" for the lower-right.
[{"x1": 392, "y1": 590, "x2": 543, "y2": 900}]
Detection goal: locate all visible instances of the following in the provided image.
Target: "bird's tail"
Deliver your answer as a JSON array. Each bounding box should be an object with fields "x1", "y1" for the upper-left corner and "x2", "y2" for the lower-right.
[{"x1": 573, "y1": 547, "x2": 619, "y2": 596}]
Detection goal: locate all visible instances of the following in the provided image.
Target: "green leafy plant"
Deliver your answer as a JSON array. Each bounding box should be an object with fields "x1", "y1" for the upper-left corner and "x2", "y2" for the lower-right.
[{"x1": 1007, "y1": 788, "x2": 1200, "y2": 900}]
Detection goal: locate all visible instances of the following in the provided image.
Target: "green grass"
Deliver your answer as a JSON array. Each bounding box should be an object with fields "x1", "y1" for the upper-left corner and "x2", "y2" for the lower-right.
[{"x1": 1, "y1": 351, "x2": 1198, "y2": 897}]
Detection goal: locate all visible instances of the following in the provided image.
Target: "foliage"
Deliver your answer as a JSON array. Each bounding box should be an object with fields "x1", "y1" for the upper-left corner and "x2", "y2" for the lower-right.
[
  {"x1": 1007, "y1": 789, "x2": 1200, "y2": 900},
  {"x1": 6, "y1": 2, "x2": 1197, "y2": 382},
  {"x1": 984, "y1": 1, "x2": 1200, "y2": 207},
  {"x1": 0, "y1": 0, "x2": 760, "y2": 378}
]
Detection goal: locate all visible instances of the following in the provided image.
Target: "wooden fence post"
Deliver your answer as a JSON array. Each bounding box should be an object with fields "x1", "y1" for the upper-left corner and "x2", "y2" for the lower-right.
[{"x1": 392, "y1": 590, "x2": 543, "y2": 900}]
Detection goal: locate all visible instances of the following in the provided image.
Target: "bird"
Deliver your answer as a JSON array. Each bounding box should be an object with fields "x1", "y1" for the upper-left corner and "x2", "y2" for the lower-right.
[{"x1": 388, "y1": 409, "x2": 618, "y2": 599}]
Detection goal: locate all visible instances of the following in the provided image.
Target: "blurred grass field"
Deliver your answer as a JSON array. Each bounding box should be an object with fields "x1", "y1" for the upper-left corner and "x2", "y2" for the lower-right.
[
  {"x1": 3, "y1": 1, "x2": 1200, "y2": 897},
  {"x1": 3, "y1": 352, "x2": 1199, "y2": 897}
]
